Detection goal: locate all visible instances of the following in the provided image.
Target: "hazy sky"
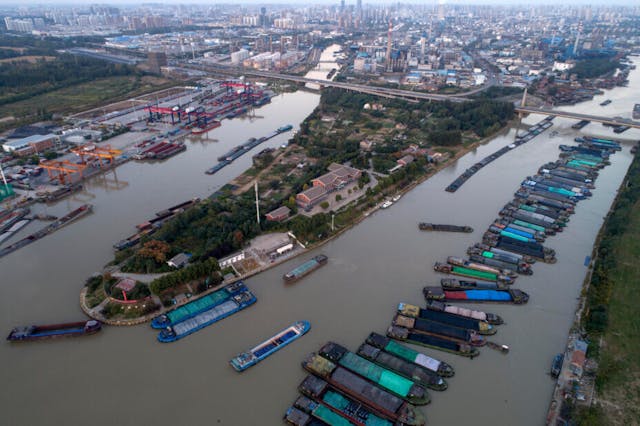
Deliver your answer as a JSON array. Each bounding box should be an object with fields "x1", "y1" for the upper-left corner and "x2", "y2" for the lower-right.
[{"x1": 0, "y1": 0, "x2": 633, "y2": 6}]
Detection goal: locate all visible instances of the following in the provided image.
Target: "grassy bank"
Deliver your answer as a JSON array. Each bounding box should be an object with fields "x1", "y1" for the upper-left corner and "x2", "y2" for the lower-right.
[
  {"x1": 0, "y1": 75, "x2": 176, "y2": 131},
  {"x1": 578, "y1": 150, "x2": 640, "y2": 425}
]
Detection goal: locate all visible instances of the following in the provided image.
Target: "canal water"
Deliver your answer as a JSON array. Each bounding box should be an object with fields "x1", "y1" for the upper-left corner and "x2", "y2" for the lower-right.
[{"x1": 1, "y1": 59, "x2": 638, "y2": 426}]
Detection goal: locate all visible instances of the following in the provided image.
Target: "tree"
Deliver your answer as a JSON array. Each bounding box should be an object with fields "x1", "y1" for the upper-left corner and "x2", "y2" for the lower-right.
[
  {"x1": 335, "y1": 194, "x2": 342, "y2": 202},
  {"x1": 320, "y1": 201, "x2": 330, "y2": 209}
]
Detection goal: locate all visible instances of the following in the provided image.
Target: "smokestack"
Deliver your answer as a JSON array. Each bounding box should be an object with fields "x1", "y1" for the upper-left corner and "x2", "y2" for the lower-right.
[{"x1": 385, "y1": 20, "x2": 393, "y2": 72}]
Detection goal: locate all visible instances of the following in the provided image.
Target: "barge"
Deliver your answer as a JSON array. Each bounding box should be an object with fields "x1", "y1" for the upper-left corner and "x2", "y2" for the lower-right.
[
  {"x1": 297, "y1": 378, "x2": 395, "y2": 426},
  {"x1": 440, "y1": 278, "x2": 507, "y2": 291},
  {"x1": 387, "y1": 325, "x2": 479, "y2": 358},
  {"x1": 423, "y1": 286, "x2": 529, "y2": 304},
  {"x1": 283, "y1": 255, "x2": 328, "y2": 283},
  {"x1": 365, "y1": 332, "x2": 455, "y2": 377},
  {"x1": 207, "y1": 125, "x2": 294, "y2": 174},
  {"x1": 151, "y1": 281, "x2": 248, "y2": 329},
  {"x1": 356, "y1": 342, "x2": 448, "y2": 391},
  {"x1": 230, "y1": 320, "x2": 310, "y2": 371},
  {"x1": 0, "y1": 204, "x2": 92, "y2": 259},
  {"x1": 425, "y1": 300, "x2": 503, "y2": 325},
  {"x1": 418, "y1": 223, "x2": 473, "y2": 233},
  {"x1": 318, "y1": 342, "x2": 430, "y2": 405},
  {"x1": 284, "y1": 405, "x2": 328, "y2": 426},
  {"x1": 301, "y1": 353, "x2": 426, "y2": 425},
  {"x1": 392, "y1": 314, "x2": 485, "y2": 347},
  {"x1": 571, "y1": 120, "x2": 590, "y2": 130},
  {"x1": 191, "y1": 120, "x2": 221, "y2": 134},
  {"x1": 7, "y1": 319, "x2": 101, "y2": 342},
  {"x1": 157, "y1": 287, "x2": 256, "y2": 343},
  {"x1": 398, "y1": 302, "x2": 495, "y2": 335}
]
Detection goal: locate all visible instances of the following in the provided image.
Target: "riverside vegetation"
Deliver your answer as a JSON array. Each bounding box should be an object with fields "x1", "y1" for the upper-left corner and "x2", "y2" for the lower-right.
[{"x1": 574, "y1": 148, "x2": 640, "y2": 425}]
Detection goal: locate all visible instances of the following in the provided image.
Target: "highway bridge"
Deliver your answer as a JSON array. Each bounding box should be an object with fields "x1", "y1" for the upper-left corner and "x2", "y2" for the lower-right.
[
  {"x1": 191, "y1": 63, "x2": 640, "y2": 130},
  {"x1": 515, "y1": 106, "x2": 640, "y2": 129}
]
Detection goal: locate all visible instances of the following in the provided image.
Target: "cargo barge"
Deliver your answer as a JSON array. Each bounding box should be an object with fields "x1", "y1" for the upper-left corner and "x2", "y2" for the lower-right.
[
  {"x1": 365, "y1": 332, "x2": 455, "y2": 377},
  {"x1": 283, "y1": 255, "x2": 328, "y2": 283},
  {"x1": 440, "y1": 278, "x2": 507, "y2": 291},
  {"x1": 599, "y1": 99, "x2": 612, "y2": 106},
  {"x1": 425, "y1": 300, "x2": 503, "y2": 325},
  {"x1": 393, "y1": 314, "x2": 485, "y2": 347},
  {"x1": 7, "y1": 319, "x2": 101, "y2": 342},
  {"x1": 230, "y1": 320, "x2": 310, "y2": 372},
  {"x1": 151, "y1": 282, "x2": 247, "y2": 329},
  {"x1": 191, "y1": 120, "x2": 221, "y2": 134},
  {"x1": 0, "y1": 208, "x2": 29, "y2": 233},
  {"x1": 467, "y1": 243, "x2": 536, "y2": 266},
  {"x1": 418, "y1": 223, "x2": 473, "y2": 233},
  {"x1": 318, "y1": 342, "x2": 430, "y2": 405},
  {"x1": 284, "y1": 404, "x2": 328, "y2": 426},
  {"x1": 301, "y1": 353, "x2": 426, "y2": 425},
  {"x1": 157, "y1": 287, "x2": 256, "y2": 342},
  {"x1": 445, "y1": 116, "x2": 554, "y2": 192},
  {"x1": 297, "y1": 378, "x2": 395, "y2": 426},
  {"x1": 634, "y1": 103, "x2": 640, "y2": 120},
  {"x1": 483, "y1": 235, "x2": 557, "y2": 263},
  {"x1": 206, "y1": 124, "x2": 294, "y2": 175},
  {"x1": 387, "y1": 325, "x2": 480, "y2": 358},
  {"x1": 398, "y1": 301, "x2": 495, "y2": 335},
  {"x1": 356, "y1": 342, "x2": 448, "y2": 391},
  {"x1": 571, "y1": 120, "x2": 590, "y2": 130},
  {"x1": 290, "y1": 394, "x2": 372, "y2": 426},
  {"x1": 423, "y1": 286, "x2": 529, "y2": 304},
  {"x1": 0, "y1": 204, "x2": 92, "y2": 259}
]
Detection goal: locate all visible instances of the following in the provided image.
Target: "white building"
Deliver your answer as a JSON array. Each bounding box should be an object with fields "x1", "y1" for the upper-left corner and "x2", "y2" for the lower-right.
[{"x1": 231, "y1": 49, "x2": 250, "y2": 65}]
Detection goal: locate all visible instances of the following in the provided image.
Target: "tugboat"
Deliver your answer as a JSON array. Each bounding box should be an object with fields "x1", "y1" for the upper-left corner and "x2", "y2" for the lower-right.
[{"x1": 550, "y1": 353, "x2": 564, "y2": 378}]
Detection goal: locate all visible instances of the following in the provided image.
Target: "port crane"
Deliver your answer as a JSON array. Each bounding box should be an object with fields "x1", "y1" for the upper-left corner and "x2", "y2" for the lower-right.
[
  {"x1": 71, "y1": 144, "x2": 122, "y2": 168},
  {"x1": 39, "y1": 160, "x2": 87, "y2": 184}
]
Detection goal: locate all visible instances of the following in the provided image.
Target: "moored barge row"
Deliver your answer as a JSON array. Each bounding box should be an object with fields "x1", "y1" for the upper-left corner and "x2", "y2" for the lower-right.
[
  {"x1": 301, "y1": 353, "x2": 426, "y2": 425},
  {"x1": 317, "y1": 342, "x2": 431, "y2": 406},
  {"x1": 0, "y1": 204, "x2": 93, "y2": 259}
]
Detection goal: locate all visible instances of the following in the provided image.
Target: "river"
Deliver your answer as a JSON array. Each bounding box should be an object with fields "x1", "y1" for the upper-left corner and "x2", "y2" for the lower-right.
[{"x1": 1, "y1": 58, "x2": 638, "y2": 425}]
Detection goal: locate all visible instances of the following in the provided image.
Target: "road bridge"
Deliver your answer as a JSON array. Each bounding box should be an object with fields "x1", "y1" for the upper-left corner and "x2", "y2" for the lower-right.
[
  {"x1": 190, "y1": 63, "x2": 640, "y2": 129},
  {"x1": 515, "y1": 106, "x2": 640, "y2": 129}
]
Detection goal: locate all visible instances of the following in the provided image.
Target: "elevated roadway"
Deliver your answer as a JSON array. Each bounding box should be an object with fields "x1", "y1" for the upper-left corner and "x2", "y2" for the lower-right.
[{"x1": 515, "y1": 107, "x2": 640, "y2": 129}]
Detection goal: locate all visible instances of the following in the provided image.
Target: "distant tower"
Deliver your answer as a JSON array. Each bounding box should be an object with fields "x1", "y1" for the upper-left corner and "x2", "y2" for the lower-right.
[
  {"x1": 357, "y1": 0, "x2": 362, "y2": 18},
  {"x1": 573, "y1": 21, "x2": 583, "y2": 56},
  {"x1": 437, "y1": 0, "x2": 445, "y2": 21},
  {"x1": 340, "y1": 0, "x2": 345, "y2": 13},
  {"x1": 385, "y1": 20, "x2": 393, "y2": 72},
  {"x1": 269, "y1": 35, "x2": 273, "y2": 52},
  {"x1": 420, "y1": 32, "x2": 426, "y2": 64}
]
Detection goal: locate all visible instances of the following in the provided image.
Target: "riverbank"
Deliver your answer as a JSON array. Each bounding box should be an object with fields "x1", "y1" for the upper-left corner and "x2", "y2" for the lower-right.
[
  {"x1": 555, "y1": 144, "x2": 640, "y2": 425},
  {"x1": 78, "y1": 89, "x2": 517, "y2": 324}
]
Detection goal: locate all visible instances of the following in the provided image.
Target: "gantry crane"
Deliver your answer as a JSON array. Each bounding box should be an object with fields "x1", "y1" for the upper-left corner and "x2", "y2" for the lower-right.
[
  {"x1": 71, "y1": 144, "x2": 122, "y2": 168},
  {"x1": 39, "y1": 160, "x2": 87, "y2": 185}
]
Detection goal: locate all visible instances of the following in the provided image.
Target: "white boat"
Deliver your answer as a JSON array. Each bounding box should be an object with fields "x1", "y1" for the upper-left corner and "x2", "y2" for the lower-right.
[{"x1": 381, "y1": 200, "x2": 393, "y2": 209}]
